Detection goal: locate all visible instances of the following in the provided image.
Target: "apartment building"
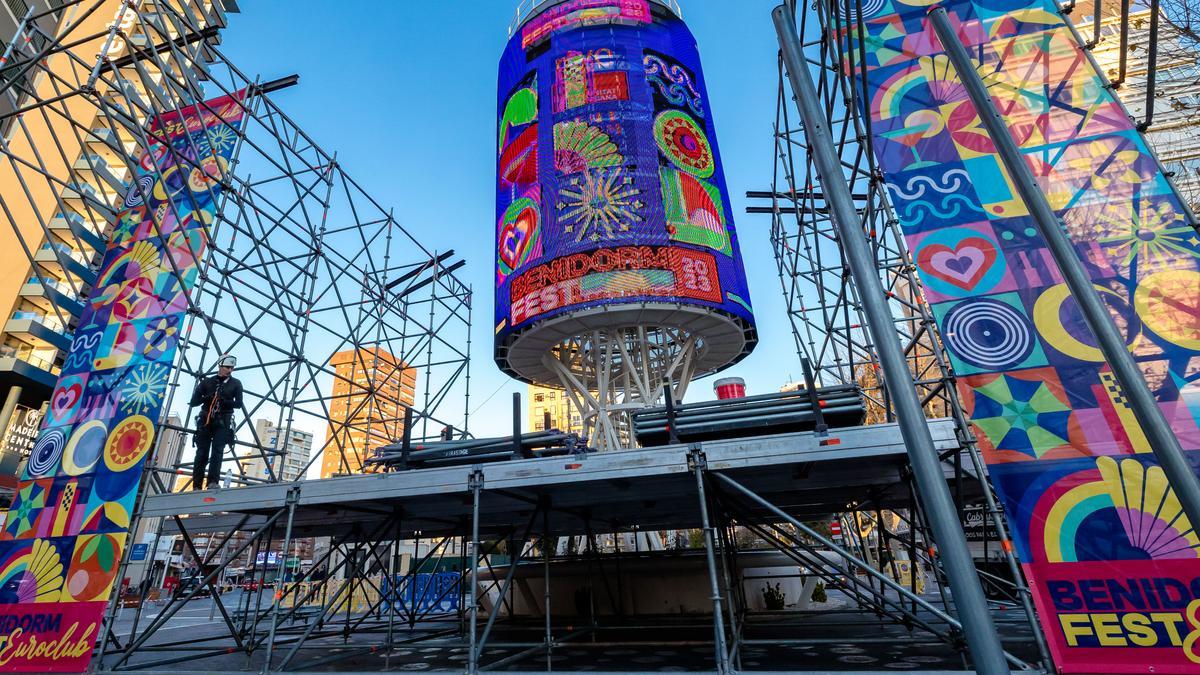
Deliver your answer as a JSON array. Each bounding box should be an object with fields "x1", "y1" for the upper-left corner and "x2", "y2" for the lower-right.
[
  {"x1": 321, "y1": 346, "x2": 417, "y2": 478},
  {"x1": 245, "y1": 418, "x2": 313, "y2": 483},
  {"x1": 527, "y1": 383, "x2": 584, "y2": 434}
]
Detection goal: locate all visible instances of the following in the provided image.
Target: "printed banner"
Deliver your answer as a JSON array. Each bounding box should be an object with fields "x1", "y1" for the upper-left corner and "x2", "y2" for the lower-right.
[
  {"x1": 0, "y1": 91, "x2": 245, "y2": 672},
  {"x1": 846, "y1": 0, "x2": 1200, "y2": 671}
]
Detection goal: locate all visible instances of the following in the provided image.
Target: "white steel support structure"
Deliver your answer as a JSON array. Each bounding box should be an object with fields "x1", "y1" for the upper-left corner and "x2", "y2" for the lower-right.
[{"x1": 541, "y1": 325, "x2": 698, "y2": 451}]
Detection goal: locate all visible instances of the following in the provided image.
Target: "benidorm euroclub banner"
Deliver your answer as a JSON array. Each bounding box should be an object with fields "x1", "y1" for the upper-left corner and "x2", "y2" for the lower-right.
[
  {"x1": 0, "y1": 91, "x2": 245, "y2": 672},
  {"x1": 846, "y1": 0, "x2": 1200, "y2": 671}
]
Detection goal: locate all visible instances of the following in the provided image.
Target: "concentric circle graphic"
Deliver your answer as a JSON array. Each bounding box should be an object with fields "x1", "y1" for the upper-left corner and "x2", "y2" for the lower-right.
[
  {"x1": 836, "y1": 0, "x2": 888, "y2": 19},
  {"x1": 63, "y1": 419, "x2": 107, "y2": 476},
  {"x1": 942, "y1": 298, "x2": 1033, "y2": 369},
  {"x1": 104, "y1": 414, "x2": 156, "y2": 472},
  {"x1": 123, "y1": 174, "x2": 156, "y2": 208},
  {"x1": 27, "y1": 427, "x2": 67, "y2": 477},
  {"x1": 654, "y1": 110, "x2": 714, "y2": 178}
]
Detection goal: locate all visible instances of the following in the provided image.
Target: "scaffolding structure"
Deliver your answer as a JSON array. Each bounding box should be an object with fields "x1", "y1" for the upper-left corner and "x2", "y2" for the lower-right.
[
  {"x1": 99, "y1": 418, "x2": 1049, "y2": 674},
  {"x1": 0, "y1": 1, "x2": 1070, "y2": 673},
  {"x1": 0, "y1": 0, "x2": 472, "y2": 668},
  {"x1": 0, "y1": 0, "x2": 473, "y2": 489},
  {"x1": 752, "y1": 0, "x2": 1061, "y2": 669}
]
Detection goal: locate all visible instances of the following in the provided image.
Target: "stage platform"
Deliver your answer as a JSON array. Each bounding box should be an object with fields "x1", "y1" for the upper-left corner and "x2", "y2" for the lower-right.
[
  {"x1": 145, "y1": 419, "x2": 965, "y2": 540},
  {"x1": 106, "y1": 418, "x2": 1044, "y2": 675}
]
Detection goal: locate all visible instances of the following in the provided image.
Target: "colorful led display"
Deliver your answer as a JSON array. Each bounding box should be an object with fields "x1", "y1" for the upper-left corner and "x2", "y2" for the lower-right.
[
  {"x1": 846, "y1": 0, "x2": 1200, "y2": 670},
  {"x1": 495, "y1": 0, "x2": 754, "y2": 365},
  {"x1": 0, "y1": 92, "x2": 245, "y2": 673}
]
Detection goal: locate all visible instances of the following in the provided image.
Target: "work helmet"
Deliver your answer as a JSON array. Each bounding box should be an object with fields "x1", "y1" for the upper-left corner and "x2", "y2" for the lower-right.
[{"x1": 218, "y1": 354, "x2": 237, "y2": 368}]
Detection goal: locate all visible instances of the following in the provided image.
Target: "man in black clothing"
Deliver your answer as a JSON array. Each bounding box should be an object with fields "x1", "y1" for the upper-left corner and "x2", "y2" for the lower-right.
[{"x1": 190, "y1": 354, "x2": 243, "y2": 490}]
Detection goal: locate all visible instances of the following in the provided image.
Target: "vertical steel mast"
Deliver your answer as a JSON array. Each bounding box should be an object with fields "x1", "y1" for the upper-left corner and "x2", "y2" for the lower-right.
[{"x1": 773, "y1": 6, "x2": 1011, "y2": 674}]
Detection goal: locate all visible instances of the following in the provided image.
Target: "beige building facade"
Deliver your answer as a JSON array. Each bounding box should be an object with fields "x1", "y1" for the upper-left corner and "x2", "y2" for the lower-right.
[
  {"x1": 527, "y1": 383, "x2": 584, "y2": 434},
  {"x1": 321, "y1": 347, "x2": 416, "y2": 478},
  {"x1": 247, "y1": 418, "x2": 314, "y2": 483}
]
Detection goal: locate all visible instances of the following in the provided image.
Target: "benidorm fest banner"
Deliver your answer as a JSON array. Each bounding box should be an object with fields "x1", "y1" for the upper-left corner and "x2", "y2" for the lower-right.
[
  {"x1": 847, "y1": 0, "x2": 1200, "y2": 670},
  {"x1": 0, "y1": 90, "x2": 245, "y2": 672}
]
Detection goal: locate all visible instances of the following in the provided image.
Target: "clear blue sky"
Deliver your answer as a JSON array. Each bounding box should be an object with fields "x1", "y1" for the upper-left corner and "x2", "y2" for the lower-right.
[{"x1": 218, "y1": 1, "x2": 801, "y2": 437}]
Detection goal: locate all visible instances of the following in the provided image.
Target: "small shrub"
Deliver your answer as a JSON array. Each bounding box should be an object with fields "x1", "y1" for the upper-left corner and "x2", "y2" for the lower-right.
[
  {"x1": 762, "y1": 582, "x2": 786, "y2": 610},
  {"x1": 810, "y1": 582, "x2": 827, "y2": 604}
]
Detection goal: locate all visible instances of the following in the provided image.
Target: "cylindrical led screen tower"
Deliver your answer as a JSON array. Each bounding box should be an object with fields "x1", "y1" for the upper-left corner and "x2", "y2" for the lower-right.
[{"x1": 495, "y1": 0, "x2": 756, "y2": 449}]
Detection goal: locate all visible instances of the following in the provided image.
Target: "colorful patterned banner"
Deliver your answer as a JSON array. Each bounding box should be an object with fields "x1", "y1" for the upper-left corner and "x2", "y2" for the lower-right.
[
  {"x1": 0, "y1": 91, "x2": 244, "y2": 672},
  {"x1": 846, "y1": 0, "x2": 1200, "y2": 671}
]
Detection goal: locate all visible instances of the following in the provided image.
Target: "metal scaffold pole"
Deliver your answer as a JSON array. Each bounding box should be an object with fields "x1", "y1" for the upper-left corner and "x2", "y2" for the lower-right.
[
  {"x1": 467, "y1": 469, "x2": 483, "y2": 675},
  {"x1": 691, "y1": 448, "x2": 731, "y2": 675},
  {"x1": 772, "y1": 6, "x2": 1011, "y2": 675},
  {"x1": 927, "y1": 5, "x2": 1200, "y2": 530}
]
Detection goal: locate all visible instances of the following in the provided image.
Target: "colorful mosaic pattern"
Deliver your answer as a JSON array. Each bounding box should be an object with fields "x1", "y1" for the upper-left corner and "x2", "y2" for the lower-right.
[
  {"x1": 495, "y1": 0, "x2": 753, "y2": 345},
  {"x1": 847, "y1": 0, "x2": 1200, "y2": 670},
  {"x1": 0, "y1": 92, "x2": 244, "y2": 673}
]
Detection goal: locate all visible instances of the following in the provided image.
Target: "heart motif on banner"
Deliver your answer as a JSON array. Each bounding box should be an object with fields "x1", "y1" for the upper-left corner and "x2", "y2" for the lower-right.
[
  {"x1": 499, "y1": 205, "x2": 537, "y2": 269},
  {"x1": 918, "y1": 236, "x2": 997, "y2": 290},
  {"x1": 52, "y1": 382, "x2": 83, "y2": 417}
]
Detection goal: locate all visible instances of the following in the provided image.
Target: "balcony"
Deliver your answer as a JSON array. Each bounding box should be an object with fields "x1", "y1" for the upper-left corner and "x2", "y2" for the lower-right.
[
  {"x1": 61, "y1": 182, "x2": 117, "y2": 221},
  {"x1": 0, "y1": 345, "x2": 56, "y2": 392},
  {"x1": 127, "y1": 32, "x2": 150, "y2": 51},
  {"x1": 205, "y1": 1, "x2": 231, "y2": 30},
  {"x1": 72, "y1": 153, "x2": 129, "y2": 195},
  {"x1": 85, "y1": 126, "x2": 124, "y2": 155},
  {"x1": 18, "y1": 277, "x2": 84, "y2": 319},
  {"x1": 47, "y1": 211, "x2": 104, "y2": 251},
  {"x1": 104, "y1": 81, "x2": 153, "y2": 120},
  {"x1": 34, "y1": 243, "x2": 97, "y2": 286},
  {"x1": 5, "y1": 311, "x2": 70, "y2": 352}
]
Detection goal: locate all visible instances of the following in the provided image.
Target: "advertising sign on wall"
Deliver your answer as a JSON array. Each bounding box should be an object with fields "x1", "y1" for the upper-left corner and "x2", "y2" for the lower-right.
[
  {"x1": 2, "y1": 408, "x2": 42, "y2": 459},
  {"x1": 0, "y1": 91, "x2": 245, "y2": 673},
  {"x1": 846, "y1": 0, "x2": 1200, "y2": 670}
]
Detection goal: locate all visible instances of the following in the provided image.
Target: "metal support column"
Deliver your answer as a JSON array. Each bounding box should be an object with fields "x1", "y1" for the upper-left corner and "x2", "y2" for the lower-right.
[
  {"x1": 928, "y1": 5, "x2": 1200, "y2": 530},
  {"x1": 261, "y1": 486, "x2": 300, "y2": 673},
  {"x1": 478, "y1": 509, "x2": 539, "y2": 659},
  {"x1": 0, "y1": 385, "x2": 22, "y2": 444},
  {"x1": 385, "y1": 517, "x2": 400, "y2": 670},
  {"x1": 467, "y1": 469, "x2": 483, "y2": 675},
  {"x1": 542, "y1": 497, "x2": 553, "y2": 671},
  {"x1": 773, "y1": 7, "x2": 1011, "y2": 674},
  {"x1": 690, "y1": 447, "x2": 731, "y2": 675}
]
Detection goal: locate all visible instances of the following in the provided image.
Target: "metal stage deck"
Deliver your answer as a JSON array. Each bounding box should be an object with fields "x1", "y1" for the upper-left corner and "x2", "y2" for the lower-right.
[
  {"x1": 100, "y1": 418, "x2": 1042, "y2": 674},
  {"x1": 147, "y1": 420, "x2": 961, "y2": 540}
]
